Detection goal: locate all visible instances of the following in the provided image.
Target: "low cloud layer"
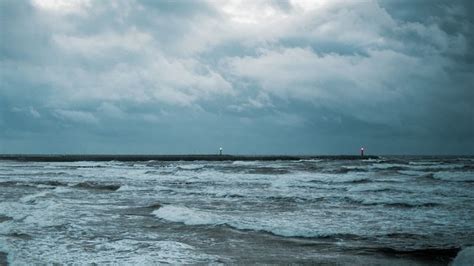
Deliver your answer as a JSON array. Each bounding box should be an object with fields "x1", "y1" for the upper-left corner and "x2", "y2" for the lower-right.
[{"x1": 1, "y1": 0, "x2": 473, "y2": 154}]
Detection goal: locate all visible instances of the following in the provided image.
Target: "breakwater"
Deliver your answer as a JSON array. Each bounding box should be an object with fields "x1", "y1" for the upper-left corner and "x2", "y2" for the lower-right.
[{"x1": 0, "y1": 154, "x2": 378, "y2": 162}]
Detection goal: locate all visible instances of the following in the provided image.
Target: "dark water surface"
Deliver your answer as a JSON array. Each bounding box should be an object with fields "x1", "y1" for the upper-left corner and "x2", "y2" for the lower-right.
[{"x1": 0, "y1": 156, "x2": 473, "y2": 264}]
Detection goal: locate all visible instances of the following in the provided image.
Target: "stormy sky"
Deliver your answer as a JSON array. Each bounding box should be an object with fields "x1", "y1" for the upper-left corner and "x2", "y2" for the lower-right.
[{"x1": 1, "y1": 0, "x2": 473, "y2": 155}]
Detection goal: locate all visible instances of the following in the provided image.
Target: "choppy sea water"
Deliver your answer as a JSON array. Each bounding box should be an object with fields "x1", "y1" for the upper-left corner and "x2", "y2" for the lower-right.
[{"x1": 0, "y1": 157, "x2": 473, "y2": 265}]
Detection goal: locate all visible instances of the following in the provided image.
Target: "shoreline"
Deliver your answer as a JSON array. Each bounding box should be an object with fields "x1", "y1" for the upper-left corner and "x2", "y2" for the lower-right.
[{"x1": 0, "y1": 154, "x2": 378, "y2": 162}]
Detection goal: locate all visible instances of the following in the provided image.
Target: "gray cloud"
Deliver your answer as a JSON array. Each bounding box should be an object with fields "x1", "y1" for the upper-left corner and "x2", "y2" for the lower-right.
[{"x1": 0, "y1": 0, "x2": 473, "y2": 154}]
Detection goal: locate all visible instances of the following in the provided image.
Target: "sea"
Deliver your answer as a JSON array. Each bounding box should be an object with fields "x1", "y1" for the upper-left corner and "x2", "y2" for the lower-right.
[{"x1": 0, "y1": 156, "x2": 473, "y2": 265}]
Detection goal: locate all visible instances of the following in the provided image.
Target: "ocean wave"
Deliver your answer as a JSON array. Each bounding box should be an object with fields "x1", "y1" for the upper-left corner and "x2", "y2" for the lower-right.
[
  {"x1": 118, "y1": 203, "x2": 162, "y2": 217},
  {"x1": 298, "y1": 159, "x2": 323, "y2": 163},
  {"x1": 265, "y1": 195, "x2": 324, "y2": 203},
  {"x1": 342, "y1": 197, "x2": 441, "y2": 208},
  {"x1": 145, "y1": 170, "x2": 160, "y2": 175},
  {"x1": 5, "y1": 237, "x2": 221, "y2": 265},
  {"x1": 0, "y1": 171, "x2": 70, "y2": 177},
  {"x1": 153, "y1": 205, "x2": 364, "y2": 239},
  {"x1": 11, "y1": 199, "x2": 69, "y2": 228},
  {"x1": 2, "y1": 158, "x2": 472, "y2": 264},
  {"x1": 20, "y1": 191, "x2": 52, "y2": 203},
  {"x1": 154, "y1": 205, "x2": 294, "y2": 234},
  {"x1": 145, "y1": 169, "x2": 177, "y2": 176},
  {"x1": 383, "y1": 232, "x2": 427, "y2": 239},
  {"x1": 309, "y1": 175, "x2": 372, "y2": 184},
  {"x1": 73, "y1": 182, "x2": 121, "y2": 191},
  {"x1": 408, "y1": 161, "x2": 441, "y2": 165},
  {"x1": 32, "y1": 171, "x2": 70, "y2": 176},
  {"x1": 453, "y1": 246, "x2": 474, "y2": 266},
  {"x1": 158, "y1": 187, "x2": 249, "y2": 199},
  {"x1": 64, "y1": 165, "x2": 105, "y2": 169},
  {"x1": 432, "y1": 172, "x2": 474, "y2": 182},
  {"x1": 297, "y1": 165, "x2": 325, "y2": 172},
  {"x1": 52, "y1": 186, "x2": 74, "y2": 193},
  {"x1": 145, "y1": 203, "x2": 162, "y2": 209},
  {"x1": 377, "y1": 159, "x2": 410, "y2": 165},
  {"x1": 328, "y1": 167, "x2": 367, "y2": 174},
  {"x1": 0, "y1": 181, "x2": 22, "y2": 187},
  {"x1": 36, "y1": 180, "x2": 69, "y2": 187},
  {"x1": 246, "y1": 167, "x2": 290, "y2": 175},
  {"x1": 346, "y1": 186, "x2": 405, "y2": 193},
  {"x1": 461, "y1": 164, "x2": 474, "y2": 171},
  {"x1": 0, "y1": 215, "x2": 13, "y2": 223},
  {"x1": 372, "y1": 166, "x2": 408, "y2": 171},
  {"x1": 7, "y1": 232, "x2": 33, "y2": 240},
  {"x1": 398, "y1": 170, "x2": 427, "y2": 176},
  {"x1": 92, "y1": 240, "x2": 219, "y2": 264},
  {"x1": 153, "y1": 205, "x2": 223, "y2": 226},
  {"x1": 177, "y1": 164, "x2": 206, "y2": 170},
  {"x1": 232, "y1": 161, "x2": 260, "y2": 166},
  {"x1": 401, "y1": 171, "x2": 474, "y2": 183},
  {"x1": 375, "y1": 246, "x2": 460, "y2": 261},
  {"x1": 0, "y1": 180, "x2": 70, "y2": 189},
  {"x1": 0, "y1": 198, "x2": 67, "y2": 230},
  {"x1": 382, "y1": 202, "x2": 441, "y2": 208},
  {"x1": 407, "y1": 164, "x2": 466, "y2": 173},
  {"x1": 116, "y1": 185, "x2": 154, "y2": 192}
]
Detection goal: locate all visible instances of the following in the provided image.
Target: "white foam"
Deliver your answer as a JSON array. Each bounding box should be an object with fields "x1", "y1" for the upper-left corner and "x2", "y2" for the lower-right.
[
  {"x1": 298, "y1": 159, "x2": 323, "y2": 162},
  {"x1": 0, "y1": 198, "x2": 66, "y2": 231},
  {"x1": 0, "y1": 202, "x2": 24, "y2": 222},
  {"x1": 370, "y1": 163, "x2": 405, "y2": 170},
  {"x1": 117, "y1": 185, "x2": 149, "y2": 192},
  {"x1": 153, "y1": 206, "x2": 223, "y2": 226},
  {"x1": 53, "y1": 186, "x2": 73, "y2": 193},
  {"x1": 362, "y1": 158, "x2": 382, "y2": 162},
  {"x1": 178, "y1": 164, "x2": 205, "y2": 170},
  {"x1": 4, "y1": 237, "x2": 220, "y2": 264},
  {"x1": 232, "y1": 161, "x2": 260, "y2": 166},
  {"x1": 20, "y1": 191, "x2": 51, "y2": 203},
  {"x1": 22, "y1": 200, "x2": 67, "y2": 227}
]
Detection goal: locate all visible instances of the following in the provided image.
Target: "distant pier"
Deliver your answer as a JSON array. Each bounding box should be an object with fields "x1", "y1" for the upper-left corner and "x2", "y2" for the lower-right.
[{"x1": 0, "y1": 154, "x2": 379, "y2": 162}]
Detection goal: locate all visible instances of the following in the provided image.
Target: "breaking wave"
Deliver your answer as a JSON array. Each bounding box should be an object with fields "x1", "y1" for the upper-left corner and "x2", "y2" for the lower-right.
[
  {"x1": 432, "y1": 172, "x2": 474, "y2": 182},
  {"x1": 152, "y1": 205, "x2": 441, "y2": 241}
]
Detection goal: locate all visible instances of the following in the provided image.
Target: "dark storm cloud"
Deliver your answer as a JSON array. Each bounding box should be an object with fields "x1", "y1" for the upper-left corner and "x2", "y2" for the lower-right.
[{"x1": 0, "y1": 0, "x2": 473, "y2": 154}]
